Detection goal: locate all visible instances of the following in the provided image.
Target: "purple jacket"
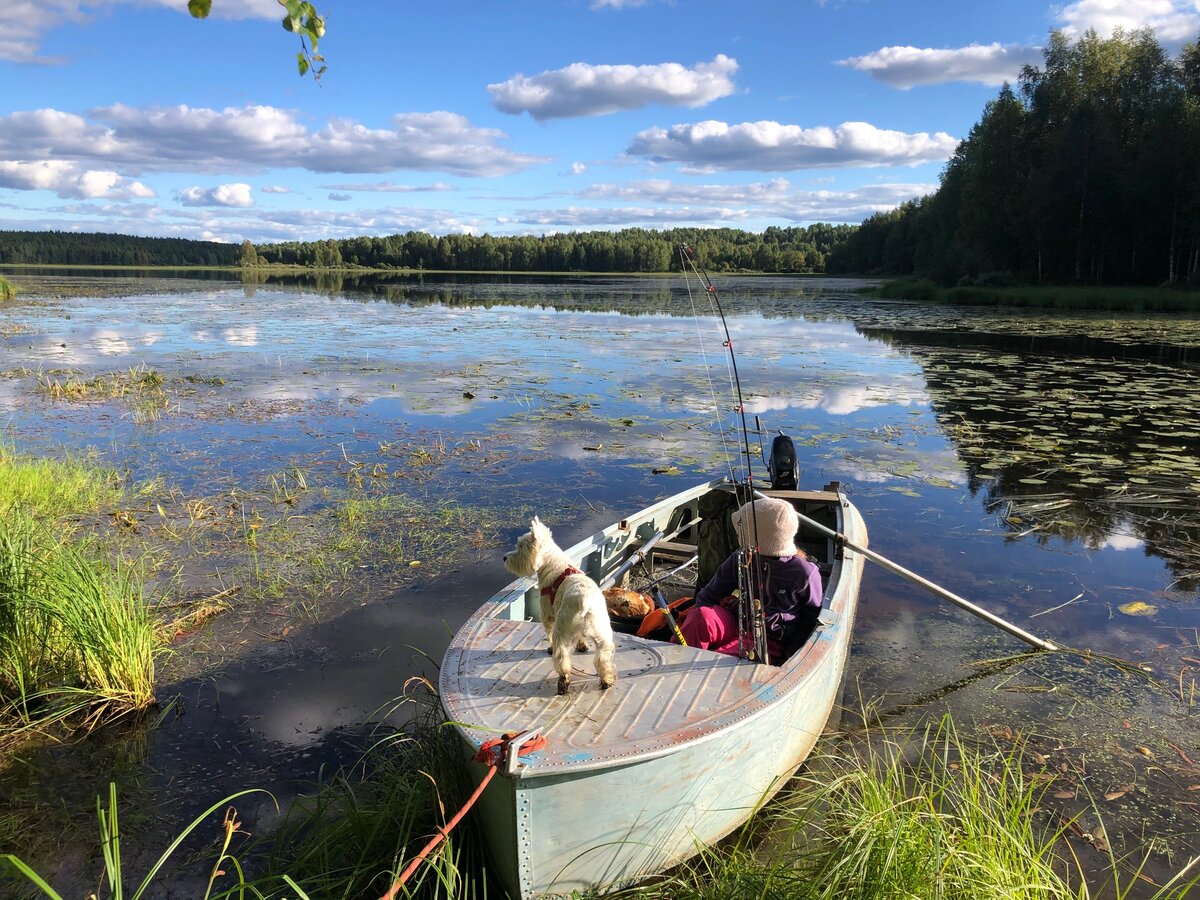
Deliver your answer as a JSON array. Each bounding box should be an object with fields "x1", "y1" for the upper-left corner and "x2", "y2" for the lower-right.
[{"x1": 696, "y1": 552, "x2": 823, "y2": 647}]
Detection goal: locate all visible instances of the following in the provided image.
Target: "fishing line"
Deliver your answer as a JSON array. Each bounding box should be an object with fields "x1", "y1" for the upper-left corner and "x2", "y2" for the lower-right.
[
  {"x1": 679, "y1": 245, "x2": 737, "y2": 484},
  {"x1": 679, "y1": 244, "x2": 769, "y2": 662}
]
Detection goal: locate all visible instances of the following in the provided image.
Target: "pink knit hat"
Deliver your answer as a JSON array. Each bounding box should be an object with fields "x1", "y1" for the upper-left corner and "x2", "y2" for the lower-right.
[{"x1": 731, "y1": 496, "x2": 799, "y2": 557}]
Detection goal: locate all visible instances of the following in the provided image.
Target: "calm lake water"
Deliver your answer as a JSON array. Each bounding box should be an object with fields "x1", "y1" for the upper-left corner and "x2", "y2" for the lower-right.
[{"x1": 2, "y1": 269, "x2": 1199, "y2": 894}]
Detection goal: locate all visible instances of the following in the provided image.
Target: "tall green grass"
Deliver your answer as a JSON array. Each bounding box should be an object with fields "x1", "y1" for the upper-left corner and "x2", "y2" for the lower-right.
[
  {"x1": 4, "y1": 707, "x2": 1197, "y2": 898},
  {"x1": 0, "y1": 275, "x2": 16, "y2": 302},
  {"x1": 0, "y1": 442, "x2": 123, "y2": 520},
  {"x1": 0, "y1": 513, "x2": 159, "y2": 737},
  {"x1": 628, "y1": 715, "x2": 1199, "y2": 900}
]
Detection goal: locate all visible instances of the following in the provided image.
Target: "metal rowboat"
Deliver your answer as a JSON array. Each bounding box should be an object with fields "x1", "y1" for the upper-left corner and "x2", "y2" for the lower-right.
[{"x1": 439, "y1": 478, "x2": 867, "y2": 897}]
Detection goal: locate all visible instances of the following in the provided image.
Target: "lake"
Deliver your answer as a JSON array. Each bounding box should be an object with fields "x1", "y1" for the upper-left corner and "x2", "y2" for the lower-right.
[{"x1": 2, "y1": 269, "x2": 1198, "y2": 894}]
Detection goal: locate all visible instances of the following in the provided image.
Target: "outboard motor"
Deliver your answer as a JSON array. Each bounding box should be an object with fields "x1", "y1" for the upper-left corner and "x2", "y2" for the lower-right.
[{"x1": 767, "y1": 431, "x2": 799, "y2": 490}]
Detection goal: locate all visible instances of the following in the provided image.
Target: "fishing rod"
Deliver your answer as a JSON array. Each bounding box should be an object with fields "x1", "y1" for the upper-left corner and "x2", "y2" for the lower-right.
[{"x1": 679, "y1": 244, "x2": 770, "y2": 664}]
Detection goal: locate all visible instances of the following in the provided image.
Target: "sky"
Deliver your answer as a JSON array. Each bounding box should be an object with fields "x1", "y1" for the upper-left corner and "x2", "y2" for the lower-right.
[{"x1": 1, "y1": 0, "x2": 1198, "y2": 245}]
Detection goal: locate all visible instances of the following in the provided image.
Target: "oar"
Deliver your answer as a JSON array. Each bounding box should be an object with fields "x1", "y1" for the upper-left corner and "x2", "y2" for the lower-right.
[
  {"x1": 791, "y1": 507, "x2": 1059, "y2": 652},
  {"x1": 652, "y1": 588, "x2": 688, "y2": 646}
]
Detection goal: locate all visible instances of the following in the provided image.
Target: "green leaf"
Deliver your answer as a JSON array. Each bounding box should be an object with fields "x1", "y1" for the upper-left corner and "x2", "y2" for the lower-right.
[
  {"x1": 187, "y1": 0, "x2": 212, "y2": 18},
  {"x1": 282, "y1": 14, "x2": 301, "y2": 32},
  {"x1": 297, "y1": 53, "x2": 309, "y2": 77}
]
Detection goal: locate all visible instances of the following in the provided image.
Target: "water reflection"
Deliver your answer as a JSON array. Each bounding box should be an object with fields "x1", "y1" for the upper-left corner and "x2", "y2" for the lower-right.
[{"x1": 861, "y1": 325, "x2": 1200, "y2": 589}]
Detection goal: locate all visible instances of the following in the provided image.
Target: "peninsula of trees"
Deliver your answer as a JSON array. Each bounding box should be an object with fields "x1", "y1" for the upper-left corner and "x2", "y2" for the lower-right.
[
  {"x1": 1, "y1": 225, "x2": 853, "y2": 274},
  {"x1": 828, "y1": 29, "x2": 1200, "y2": 287}
]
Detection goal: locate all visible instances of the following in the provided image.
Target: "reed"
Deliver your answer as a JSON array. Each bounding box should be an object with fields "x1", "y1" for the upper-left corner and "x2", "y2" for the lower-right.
[
  {"x1": 0, "y1": 513, "x2": 159, "y2": 737},
  {"x1": 0, "y1": 276, "x2": 16, "y2": 301},
  {"x1": 0, "y1": 442, "x2": 123, "y2": 520},
  {"x1": 873, "y1": 278, "x2": 1200, "y2": 311}
]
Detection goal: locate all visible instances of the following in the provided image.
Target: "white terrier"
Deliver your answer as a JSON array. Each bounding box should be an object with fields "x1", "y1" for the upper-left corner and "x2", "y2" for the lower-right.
[{"x1": 503, "y1": 517, "x2": 617, "y2": 695}]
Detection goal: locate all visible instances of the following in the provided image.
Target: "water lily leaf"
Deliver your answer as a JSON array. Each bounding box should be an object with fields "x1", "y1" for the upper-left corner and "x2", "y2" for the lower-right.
[{"x1": 1118, "y1": 601, "x2": 1157, "y2": 617}]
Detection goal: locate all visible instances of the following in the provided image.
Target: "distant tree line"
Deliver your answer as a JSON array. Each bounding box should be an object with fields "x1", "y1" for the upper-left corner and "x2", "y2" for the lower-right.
[
  {"x1": 0, "y1": 230, "x2": 239, "y2": 266},
  {"x1": 827, "y1": 29, "x2": 1200, "y2": 286},
  {"x1": 249, "y1": 225, "x2": 855, "y2": 273},
  {"x1": 3, "y1": 225, "x2": 854, "y2": 274}
]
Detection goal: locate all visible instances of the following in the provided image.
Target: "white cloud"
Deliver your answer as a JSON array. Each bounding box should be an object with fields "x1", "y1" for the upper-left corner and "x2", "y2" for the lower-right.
[
  {"x1": 838, "y1": 43, "x2": 1043, "y2": 88},
  {"x1": 489, "y1": 55, "x2": 738, "y2": 120},
  {"x1": 327, "y1": 192, "x2": 351, "y2": 201},
  {"x1": 841, "y1": 0, "x2": 1200, "y2": 91},
  {"x1": 0, "y1": 159, "x2": 155, "y2": 198},
  {"x1": 581, "y1": 178, "x2": 934, "y2": 220},
  {"x1": 0, "y1": 1, "x2": 279, "y2": 63},
  {"x1": 590, "y1": 0, "x2": 652, "y2": 8},
  {"x1": 495, "y1": 206, "x2": 752, "y2": 228},
  {"x1": 1056, "y1": 0, "x2": 1200, "y2": 44},
  {"x1": 261, "y1": 184, "x2": 291, "y2": 193},
  {"x1": 179, "y1": 183, "x2": 254, "y2": 207},
  {"x1": 0, "y1": 105, "x2": 545, "y2": 178},
  {"x1": 318, "y1": 181, "x2": 456, "y2": 193},
  {"x1": 0, "y1": 1, "x2": 93, "y2": 63},
  {"x1": 571, "y1": 162, "x2": 588, "y2": 175},
  {"x1": 627, "y1": 120, "x2": 958, "y2": 171}
]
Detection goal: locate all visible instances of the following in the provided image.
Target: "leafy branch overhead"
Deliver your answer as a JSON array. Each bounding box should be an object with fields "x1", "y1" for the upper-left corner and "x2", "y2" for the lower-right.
[{"x1": 187, "y1": 0, "x2": 326, "y2": 81}]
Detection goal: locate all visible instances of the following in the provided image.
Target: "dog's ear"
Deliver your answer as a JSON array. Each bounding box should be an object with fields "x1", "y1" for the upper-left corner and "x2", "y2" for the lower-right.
[{"x1": 530, "y1": 516, "x2": 551, "y2": 542}]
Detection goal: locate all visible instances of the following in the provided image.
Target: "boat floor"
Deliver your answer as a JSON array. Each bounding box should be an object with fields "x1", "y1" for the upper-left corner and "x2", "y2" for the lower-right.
[{"x1": 441, "y1": 617, "x2": 783, "y2": 774}]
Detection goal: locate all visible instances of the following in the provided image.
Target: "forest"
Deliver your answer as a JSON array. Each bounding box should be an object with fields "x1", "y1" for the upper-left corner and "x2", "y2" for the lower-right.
[
  {"x1": 0, "y1": 225, "x2": 853, "y2": 274},
  {"x1": 827, "y1": 29, "x2": 1200, "y2": 286},
  {"x1": 245, "y1": 225, "x2": 852, "y2": 273},
  {"x1": 0, "y1": 230, "x2": 239, "y2": 267}
]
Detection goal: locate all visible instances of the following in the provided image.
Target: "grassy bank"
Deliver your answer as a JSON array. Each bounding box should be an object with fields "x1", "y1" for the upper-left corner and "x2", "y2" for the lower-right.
[
  {"x1": 873, "y1": 278, "x2": 1200, "y2": 312},
  {"x1": 0, "y1": 446, "x2": 160, "y2": 743},
  {"x1": 0, "y1": 275, "x2": 16, "y2": 301},
  {"x1": 5, "y1": 703, "x2": 1196, "y2": 899}
]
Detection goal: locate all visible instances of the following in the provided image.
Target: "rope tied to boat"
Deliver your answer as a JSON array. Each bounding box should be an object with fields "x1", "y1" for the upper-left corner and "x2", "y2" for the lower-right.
[{"x1": 380, "y1": 730, "x2": 547, "y2": 899}]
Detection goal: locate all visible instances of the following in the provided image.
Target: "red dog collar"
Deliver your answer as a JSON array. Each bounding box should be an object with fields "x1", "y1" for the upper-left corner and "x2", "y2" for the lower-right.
[{"x1": 540, "y1": 566, "x2": 583, "y2": 605}]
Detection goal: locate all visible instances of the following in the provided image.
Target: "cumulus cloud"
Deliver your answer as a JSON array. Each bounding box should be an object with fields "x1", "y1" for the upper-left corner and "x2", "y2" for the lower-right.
[
  {"x1": 0, "y1": 159, "x2": 155, "y2": 198},
  {"x1": 489, "y1": 55, "x2": 738, "y2": 120},
  {"x1": 0, "y1": 105, "x2": 545, "y2": 178},
  {"x1": 327, "y1": 192, "x2": 351, "y2": 201},
  {"x1": 841, "y1": 1, "x2": 1200, "y2": 90},
  {"x1": 1056, "y1": 0, "x2": 1200, "y2": 44},
  {"x1": 178, "y1": 183, "x2": 254, "y2": 207},
  {"x1": 626, "y1": 120, "x2": 958, "y2": 171},
  {"x1": 838, "y1": 43, "x2": 1044, "y2": 89},
  {"x1": 260, "y1": 184, "x2": 292, "y2": 193},
  {"x1": 571, "y1": 162, "x2": 588, "y2": 175}
]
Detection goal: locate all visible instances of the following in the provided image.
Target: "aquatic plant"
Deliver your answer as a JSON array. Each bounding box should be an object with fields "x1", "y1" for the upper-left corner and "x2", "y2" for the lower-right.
[
  {"x1": 0, "y1": 513, "x2": 159, "y2": 738},
  {"x1": 0, "y1": 442, "x2": 123, "y2": 521},
  {"x1": 621, "y1": 714, "x2": 1199, "y2": 900},
  {"x1": 0, "y1": 276, "x2": 16, "y2": 302}
]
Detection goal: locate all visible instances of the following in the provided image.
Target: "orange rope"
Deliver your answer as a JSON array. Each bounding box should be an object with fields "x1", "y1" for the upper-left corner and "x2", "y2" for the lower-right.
[
  {"x1": 379, "y1": 731, "x2": 546, "y2": 900},
  {"x1": 380, "y1": 765, "x2": 497, "y2": 900}
]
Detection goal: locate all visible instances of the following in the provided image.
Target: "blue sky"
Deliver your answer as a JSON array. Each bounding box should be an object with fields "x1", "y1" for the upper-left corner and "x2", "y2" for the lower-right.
[{"x1": 2, "y1": 0, "x2": 1197, "y2": 244}]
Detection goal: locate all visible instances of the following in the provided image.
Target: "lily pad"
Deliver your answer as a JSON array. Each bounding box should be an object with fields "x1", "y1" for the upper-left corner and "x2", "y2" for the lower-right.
[{"x1": 1117, "y1": 601, "x2": 1157, "y2": 617}]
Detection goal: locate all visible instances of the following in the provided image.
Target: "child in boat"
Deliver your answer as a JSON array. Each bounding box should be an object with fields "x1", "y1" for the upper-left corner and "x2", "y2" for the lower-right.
[{"x1": 677, "y1": 496, "x2": 823, "y2": 661}]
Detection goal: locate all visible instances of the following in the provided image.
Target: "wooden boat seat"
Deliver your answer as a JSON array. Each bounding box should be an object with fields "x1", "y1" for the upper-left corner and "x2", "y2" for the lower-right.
[{"x1": 442, "y1": 617, "x2": 784, "y2": 775}]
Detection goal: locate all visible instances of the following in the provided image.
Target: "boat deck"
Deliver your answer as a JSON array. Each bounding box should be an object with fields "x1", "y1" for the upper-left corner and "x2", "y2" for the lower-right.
[{"x1": 441, "y1": 617, "x2": 795, "y2": 774}]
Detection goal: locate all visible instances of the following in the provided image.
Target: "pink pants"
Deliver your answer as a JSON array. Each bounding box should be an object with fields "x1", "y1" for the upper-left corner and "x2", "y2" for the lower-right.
[
  {"x1": 678, "y1": 604, "x2": 743, "y2": 655},
  {"x1": 677, "y1": 604, "x2": 784, "y2": 660}
]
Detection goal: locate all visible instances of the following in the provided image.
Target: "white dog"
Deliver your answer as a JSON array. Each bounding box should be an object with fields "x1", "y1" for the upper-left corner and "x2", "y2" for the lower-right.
[{"x1": 503, "y1": 517, "x2": 617, "y2": 695}]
